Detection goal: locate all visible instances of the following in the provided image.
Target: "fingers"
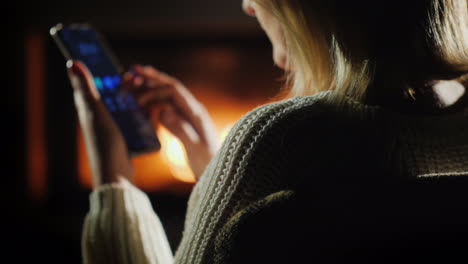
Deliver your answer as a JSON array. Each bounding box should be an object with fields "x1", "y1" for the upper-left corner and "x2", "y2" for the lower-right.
[
  {"x1": 66, "y1": 60, "x2": 133, "y2": 186},
  {"x1": 120, "y1": 64, "x2": 220, "y2": 178},
  {"x1": 159, "y1": 104, "x2": 217, "y2": 179},
  {"x1": 67, "y1": 60, "x2": 123, "y2": 149},
  {"x1": 135, "y1": 85, "x2": 174, "y2": 107},
  {"x1": 67, "y1": 60, "x2": 100, "y2": 103},
  {"x1": 160, "y1": 105, "x2": 201, "y2": 146},
  {"x1": 132, "y1": 64, "x2": 178, "y2": 85},
  {"x1": 67, "y1": 60, "x2": 111, "y2": 125},
  {"x1": 122, "y1": 65, "x2": 211, "y2": 143},
  {"x1": 122, "y1": 72, "x2": 145, "y2": 91}
]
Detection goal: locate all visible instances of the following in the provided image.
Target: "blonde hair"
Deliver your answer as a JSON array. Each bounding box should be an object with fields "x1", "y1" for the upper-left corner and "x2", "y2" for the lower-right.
[{"x1": 255, "y1": 0, "x2": 468, "y2": 102}]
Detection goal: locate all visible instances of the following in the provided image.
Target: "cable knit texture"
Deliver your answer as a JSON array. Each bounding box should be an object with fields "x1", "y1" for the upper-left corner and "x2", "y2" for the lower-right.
[{"x1": 82, "y1": 91, "x2": 468, "y2": 263}]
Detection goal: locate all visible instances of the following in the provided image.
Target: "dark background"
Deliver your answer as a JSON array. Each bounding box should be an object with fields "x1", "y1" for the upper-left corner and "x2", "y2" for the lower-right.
[{"x1": 7, "y1": 0, "x2": 282, "y2": 262}]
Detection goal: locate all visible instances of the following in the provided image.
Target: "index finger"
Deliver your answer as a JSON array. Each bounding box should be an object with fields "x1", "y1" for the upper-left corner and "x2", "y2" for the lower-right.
[
  {"x1": 132, "y1": 65, "x2": 213, "y2": 143},
  {"x1": 67, "y1": 60, "x2": 101, "y2": 102}
]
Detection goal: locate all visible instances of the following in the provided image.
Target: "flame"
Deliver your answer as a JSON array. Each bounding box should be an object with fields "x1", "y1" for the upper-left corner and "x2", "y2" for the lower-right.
[
  {"x1": 159, "y1": 127, "x2": 196, "y2": 183},
  {"x1": 77, "y1": 92, "x2": 266, "y2": 192},
  {"x1": 159, "y1": 123, "x2": 235, "y2": 183}
]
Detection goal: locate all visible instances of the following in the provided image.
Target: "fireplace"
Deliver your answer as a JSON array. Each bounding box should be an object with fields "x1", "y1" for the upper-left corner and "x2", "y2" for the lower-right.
[{"x1": 21, "y1": 21, "x2": 282, "y2": 261}]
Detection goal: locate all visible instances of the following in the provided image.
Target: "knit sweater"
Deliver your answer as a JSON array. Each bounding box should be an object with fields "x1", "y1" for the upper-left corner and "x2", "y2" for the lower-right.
[{"x1": 82, "y1": 91, "x2": 468, "y2": 264}]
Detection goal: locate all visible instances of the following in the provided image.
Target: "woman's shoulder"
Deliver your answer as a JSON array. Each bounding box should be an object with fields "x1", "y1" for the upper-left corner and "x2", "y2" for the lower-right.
[
  {"x1": 227, "y1": 90, "x2": 374, "y2": 138},
  {"x1": 217, "y1": 91, "x2": 340, "y2": 161},
  {"x1": 212, "y1": 90, "x2": 385, "y2": 182},
  {"x1": 180, "y1": 91, "x2": 384, "y2": 262},
  {"x1": 202, "y1": 90, "x2": 375, "y2": 185}
]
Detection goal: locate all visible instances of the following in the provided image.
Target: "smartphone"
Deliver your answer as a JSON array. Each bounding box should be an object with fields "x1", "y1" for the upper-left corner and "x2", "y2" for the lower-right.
[{"x1": 50, "y1": 23, "x2": 161, "y2": 156}]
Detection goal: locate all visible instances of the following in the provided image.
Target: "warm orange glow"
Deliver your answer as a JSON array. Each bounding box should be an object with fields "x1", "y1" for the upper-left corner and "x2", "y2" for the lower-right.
[
  {"x1": 159, "y1": 122, "x2": 234, "y2": 183},
  {"x1": 77, "y1": 131, "x2": 93, "y2": 188},
  {"x1": 78, "y1": 77, "x2": 270, "y2": 192},
  {"x1": 220, "y1": 123, "x2": 235, "y2": 142},
  {"x1": 26, "y1": 32, "x2": 47, "y2": 202},
  {"x1": 131, "y1": 149, "x2": 174, "y2": 191},
  {"x1": 79, "y1": 122, "x2": 238, "y2": 187},
  {"x1": 78, "y1": 108, "x2": 249, "y2": 192},
  {"x1": 77, "y1": 129, "x2": 176, "y2": 191},
  {"x1": 160, "y1": 127, "x2": 196, "y2": 183}
]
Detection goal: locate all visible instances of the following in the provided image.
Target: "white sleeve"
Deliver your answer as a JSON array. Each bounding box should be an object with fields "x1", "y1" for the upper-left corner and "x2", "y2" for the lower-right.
[{"x1": 82, "y1": 179, "x2": 174, "y2": 264}]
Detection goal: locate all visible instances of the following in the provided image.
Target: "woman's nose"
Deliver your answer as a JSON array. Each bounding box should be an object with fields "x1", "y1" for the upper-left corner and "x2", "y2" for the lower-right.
[{"x1": 242, "y1": 0, "x2": 256, "y2": 17}]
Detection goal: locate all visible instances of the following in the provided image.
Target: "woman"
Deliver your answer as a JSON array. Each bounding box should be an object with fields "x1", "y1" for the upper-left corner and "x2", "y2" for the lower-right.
[{"x1": 67, "y1": 0, "x2": 468, "y2": 263}]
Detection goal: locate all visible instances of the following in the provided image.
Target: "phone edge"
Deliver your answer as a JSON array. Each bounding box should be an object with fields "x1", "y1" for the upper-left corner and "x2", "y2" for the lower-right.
[{"x1": 49, "y1": 23, "x2": 162, "y2": 157}]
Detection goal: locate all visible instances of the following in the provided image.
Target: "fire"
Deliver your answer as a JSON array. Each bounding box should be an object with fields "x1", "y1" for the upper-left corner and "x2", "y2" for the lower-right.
[
  {"x1": 160, "y1": 123, "x2": 235, "y2": 183},
  {"x1": 78, "y1": 94, "x2": 264, "y2": 192},
  {"x1": 160, "y1": 127, "x2": 196, "y2": 183}
]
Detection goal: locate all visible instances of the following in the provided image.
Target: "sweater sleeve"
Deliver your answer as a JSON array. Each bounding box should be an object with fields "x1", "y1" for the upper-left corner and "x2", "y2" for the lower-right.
[{"x1": 82, "y1": 179, "x2": 173, "y2": 264}]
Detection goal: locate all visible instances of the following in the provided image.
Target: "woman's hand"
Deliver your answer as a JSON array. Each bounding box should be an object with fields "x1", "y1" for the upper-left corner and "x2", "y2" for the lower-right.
[
  {"x1": 122, "y1": 65, "x2": 220, "y2": 180},
  {"x1": 67, "y1": 60, "x2": 133, "y2": 187}
]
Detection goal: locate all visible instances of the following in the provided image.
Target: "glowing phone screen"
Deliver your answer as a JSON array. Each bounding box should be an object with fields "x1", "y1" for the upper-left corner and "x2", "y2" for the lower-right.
[{"x1": 58, "y1": 27, "x2": 160, "y2": 155}]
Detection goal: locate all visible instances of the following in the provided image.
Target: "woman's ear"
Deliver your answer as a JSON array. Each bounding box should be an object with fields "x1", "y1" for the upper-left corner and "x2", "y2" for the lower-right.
[{"x1": 242, "y1": 0, "x2": 257, "y2": 17}]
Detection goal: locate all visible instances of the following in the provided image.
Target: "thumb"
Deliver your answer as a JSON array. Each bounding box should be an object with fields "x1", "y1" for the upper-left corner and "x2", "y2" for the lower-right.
[{"x1": 67, "y1": 60, "x2": 100, "y2": 104}]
